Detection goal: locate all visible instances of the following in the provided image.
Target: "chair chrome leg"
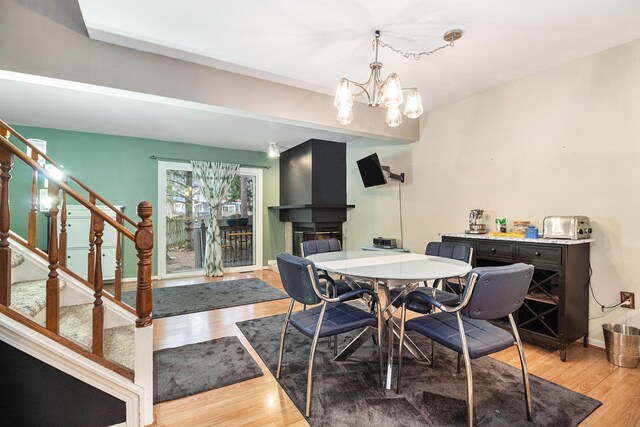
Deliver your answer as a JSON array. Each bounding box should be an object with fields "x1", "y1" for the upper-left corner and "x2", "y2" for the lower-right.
[
  {"x1": 334, "y1": 334, "x2": 338, "y2": 356},
  {"x1": 386, "y1": 317, "x2": 395, "y2": 389},
  {"x1": 377, "y1": 301, "x2": 384, "y2": 387},
  {"x1": 431, "y1": 339, "x2": 436, "y2": 368},
  {"x1": 456, "y1": 312, "x2": 474, "y2": 427},
  {"x1": 396, "y1": 303, "x2": 407, "y2": 394},
  {"x1": 276, "y1": 299, "x2": 295, "y2": 379},
  {"x1": 306, "y1": 301, "x2": 327, "y2": 418},
  {"x1": 509, "y1": 314, "x2": 533, "y2": 421}
]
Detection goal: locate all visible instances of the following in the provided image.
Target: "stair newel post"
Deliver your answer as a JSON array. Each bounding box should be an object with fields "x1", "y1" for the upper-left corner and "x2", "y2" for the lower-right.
[
  {"x1": 28, "y1": 149, "x2": 38, "y2": 247},
  {"x1": 87, "y1": 194, "x2": 96, "y2": 284},
  {"x1": 0, "y1": 137, "x2": 13, "y2": 307},
  {"x1": 46, "y1": 182, "x2": 60, "y2": 333},
  {"x1": 92, "y1": 213, "x2": 104, "y2": 357},
  {"x1": 115, "y1": 213, "x2": 123, "y2": 301},
  {"x1": 134, "y1": 201, "x2": 153, "y2": 328},
  {"x1": 59, "y1": 183, "x2": 68, "y2": 267}
]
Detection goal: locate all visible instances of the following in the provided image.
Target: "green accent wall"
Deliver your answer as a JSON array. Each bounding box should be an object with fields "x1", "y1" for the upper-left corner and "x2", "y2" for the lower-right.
[{"x1": 8, "y1": 125, "x2": 284, "y2": 278}]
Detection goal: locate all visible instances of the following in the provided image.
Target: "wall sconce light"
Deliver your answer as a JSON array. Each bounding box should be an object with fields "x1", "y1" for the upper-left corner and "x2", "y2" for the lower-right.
[
  {"x1": 267, "y1": 142, "x2": 280, "y2": 159},
  {"x1": 39, "y1": 188, "x2": 52, "y2": 212},
  {"x1": 43, "y1": 164, "x2": 64, "y2": 188},
  {"x1": 26, "y1": 139, "x2": 47, "y2": 166}
]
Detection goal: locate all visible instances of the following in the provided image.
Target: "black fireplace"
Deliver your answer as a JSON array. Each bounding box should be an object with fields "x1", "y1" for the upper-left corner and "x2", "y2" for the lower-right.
[
  {"x1": 292, "y1": 223, "x2": 342, "y2": 256},
  {"x1": 269, "y1": 139, "x2": 353, "y2": 254}
]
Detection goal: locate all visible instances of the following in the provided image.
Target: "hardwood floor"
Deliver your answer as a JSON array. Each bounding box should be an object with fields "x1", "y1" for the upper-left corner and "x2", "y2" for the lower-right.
[{"x1": 120, "y1": 271, "x2": 640, "y2": 426}]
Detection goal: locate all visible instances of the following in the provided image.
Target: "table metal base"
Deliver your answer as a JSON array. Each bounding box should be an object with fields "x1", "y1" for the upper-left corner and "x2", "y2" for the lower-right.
[{"x1": 333, "y1": 280, "x2": 431, "y2": 389}]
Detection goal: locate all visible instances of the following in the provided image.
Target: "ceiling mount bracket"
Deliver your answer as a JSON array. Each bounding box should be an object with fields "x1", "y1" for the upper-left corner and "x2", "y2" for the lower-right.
[{"x1": 443, "y1": 29, "x2": 463, "y2": 43}]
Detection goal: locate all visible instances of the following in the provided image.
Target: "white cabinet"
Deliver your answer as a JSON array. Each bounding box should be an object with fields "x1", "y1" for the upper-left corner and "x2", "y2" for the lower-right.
[{"x1": 65, "y1": 205, "x2": 122, "y2": 281}]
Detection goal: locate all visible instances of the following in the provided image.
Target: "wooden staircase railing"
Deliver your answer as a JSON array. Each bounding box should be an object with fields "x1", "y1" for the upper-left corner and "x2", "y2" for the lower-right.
[{"x1": 0, "y1": 119, "x2": 153, "y2": 373}]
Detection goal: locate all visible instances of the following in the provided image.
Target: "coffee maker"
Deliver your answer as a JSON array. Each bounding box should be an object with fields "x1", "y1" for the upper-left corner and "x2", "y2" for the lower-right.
[{"x1": 466, "y1": 209, "x2": 487, "y2": 234}]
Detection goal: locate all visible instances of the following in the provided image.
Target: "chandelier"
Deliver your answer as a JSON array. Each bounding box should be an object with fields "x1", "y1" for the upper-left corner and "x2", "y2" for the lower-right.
[{"x1": 334, "y1": 29, "x2": 462, "y2": 127}]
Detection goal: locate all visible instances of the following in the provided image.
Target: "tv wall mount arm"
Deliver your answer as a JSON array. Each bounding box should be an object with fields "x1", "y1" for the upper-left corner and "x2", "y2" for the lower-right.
[{"x1": 381, "y1": 166, "x2": 405, "y2": 183}]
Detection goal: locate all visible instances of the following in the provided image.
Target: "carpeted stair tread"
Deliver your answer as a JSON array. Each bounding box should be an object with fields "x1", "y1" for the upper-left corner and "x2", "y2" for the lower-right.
[
  {"x1": 11, "y1": 252, "x2": 25, "y2": 268},
  {"x1": 59, "y1": 303, "x2": 94, "y2": 348},
  {"x1": 59, "y1": 304, "x2": 134, "y2": 370},
  {"x1": 105, "y1": 325, "x2": 134, "y2": 370},
  {"x1": 10, "y1": 279, "x2": 66, "y2": 318}
]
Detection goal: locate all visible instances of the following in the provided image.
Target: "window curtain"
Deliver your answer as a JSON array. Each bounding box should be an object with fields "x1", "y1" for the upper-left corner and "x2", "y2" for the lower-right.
[{"x1": 191, "y1": 161, "x2": 240, "y2": 276}]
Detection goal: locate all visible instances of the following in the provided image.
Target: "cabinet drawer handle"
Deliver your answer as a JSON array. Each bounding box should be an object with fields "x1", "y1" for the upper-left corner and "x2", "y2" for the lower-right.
[
  {"x1": 491, "y1": 248, "x2": 496, "y2": 252},
  {"x1": 534, "y1": 251, "x2": 541, "y2": 257},
  {"x1": 67, "y1": 256, "x2": 71, "y2": 259}
]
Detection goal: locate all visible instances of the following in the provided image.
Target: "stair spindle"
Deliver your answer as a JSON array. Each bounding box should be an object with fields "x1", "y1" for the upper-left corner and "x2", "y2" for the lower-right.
[
  {"x1": 115, "y1": 213, "x2": 123, "y2": 300},
  {"x1": 28, "y1": 149, "x2": 38, "y2": 247},
  {"x1": 46, "y1": 182, "x2": 60, "y2": 333},
  {"x1": 135, "y1": 202, "x2": 153, "y2": 327},
  {"x1": 92, "y1": 213, "x2": 104, "y2": 356},
  {"x1": 87, "y1": 194, "x2": 96, "y2": 284},
  {"x1": 0, "y1": 139, "x2": 13, "y2": 307},
  {"x1": 59, "y1": 188, "x2": 68, "y2": 267}
]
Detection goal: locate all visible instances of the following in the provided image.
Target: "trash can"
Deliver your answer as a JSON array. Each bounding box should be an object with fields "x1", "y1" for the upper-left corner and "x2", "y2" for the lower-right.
[{"x1": 602, "y1": 323, "x2": 640, "y2": 368}]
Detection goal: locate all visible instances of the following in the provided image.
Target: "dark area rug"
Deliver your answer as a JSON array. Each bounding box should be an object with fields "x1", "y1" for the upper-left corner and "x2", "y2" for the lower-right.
[
  {"x1": 154, "y1": 336, "x2": 263, "y2": 403},
  {"x1": 122, "y1": 278, "x2": 287, "y2": 318},
  {"x1": 237, "y1": 313, "x2": 601, "y2": 426}
]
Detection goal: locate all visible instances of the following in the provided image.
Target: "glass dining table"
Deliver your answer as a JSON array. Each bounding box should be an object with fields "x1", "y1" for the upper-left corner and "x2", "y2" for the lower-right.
[{"x1": 306, "y1": 250, "x2": 472, "y2": 389}]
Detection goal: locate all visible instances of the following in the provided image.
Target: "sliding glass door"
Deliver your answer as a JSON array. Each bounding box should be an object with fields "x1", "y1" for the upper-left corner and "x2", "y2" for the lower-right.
[{"x1": 158, "y1": 161, "x2": 263, "y2": 278}]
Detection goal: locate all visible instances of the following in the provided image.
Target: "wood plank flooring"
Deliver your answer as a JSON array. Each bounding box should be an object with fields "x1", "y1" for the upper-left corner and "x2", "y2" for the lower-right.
[{"x1": 118, "y1": 271, "x2": 640, "y2": 426}]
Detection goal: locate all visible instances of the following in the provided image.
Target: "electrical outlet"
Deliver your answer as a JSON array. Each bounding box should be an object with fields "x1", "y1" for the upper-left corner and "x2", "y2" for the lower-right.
[{"x1": 620, "y1": 291, "x2": 635, "y2": 309}]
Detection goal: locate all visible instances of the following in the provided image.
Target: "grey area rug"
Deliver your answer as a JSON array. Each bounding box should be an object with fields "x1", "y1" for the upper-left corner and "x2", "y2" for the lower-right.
[
  {"x1": 122, "y1": 278, "x2": 287, "y2": 318},
  {"x1": 237, "y1": 312, "x2": 601, "y2": 426},
  {"x1": 154, "y1": 336, "x2": 263, "y2": 403}
]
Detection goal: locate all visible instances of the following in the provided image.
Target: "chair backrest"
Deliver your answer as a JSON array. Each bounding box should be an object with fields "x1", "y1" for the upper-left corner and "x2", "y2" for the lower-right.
[
  {"x1": 462, "y1": 263, "x2": 534, "y2": 320},
  {"x1": 425, "y1": 242, "x2": 472, "y2": 263},
  {"x1": 276, "y1": 252, "x2": 322, "y2": 305},
  {"x1": 301, "y1": 238, "x2": 342, "y2": 257}
]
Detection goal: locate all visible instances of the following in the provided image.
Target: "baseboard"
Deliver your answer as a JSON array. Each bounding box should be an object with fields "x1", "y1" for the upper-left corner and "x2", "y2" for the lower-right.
[{"x1": 587, "y1": 337, "x2": 605, "y2": 350}]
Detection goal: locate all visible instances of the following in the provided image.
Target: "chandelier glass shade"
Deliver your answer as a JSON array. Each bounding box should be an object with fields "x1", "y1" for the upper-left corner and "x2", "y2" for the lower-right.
[{"x1": 334, "y1": 29, "x2": 461, "y2": 127}]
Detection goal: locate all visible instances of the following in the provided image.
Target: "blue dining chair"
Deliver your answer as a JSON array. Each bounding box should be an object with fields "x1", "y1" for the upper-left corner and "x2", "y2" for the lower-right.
[
  {"x1": 276, "y1": 252, "x2": 384, "y2": 418},
  {"x1": 300, "y1": 238, "x2": 353, "y2": 298},
  {"x1": 396, "y1": 263, "x2": 534, "y2": 427},
  {"x1": 301, "y1": 238, "x2": 358, "y2": 354},
  {"x1": 388, "y1": 242, "x2": 473, "y2": 370},
  {"x1": 389, "y1": 242, "x2": 473, "y2": 312}
]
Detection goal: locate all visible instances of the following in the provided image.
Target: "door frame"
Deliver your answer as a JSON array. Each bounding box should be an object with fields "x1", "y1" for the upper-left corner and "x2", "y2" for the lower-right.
[{"x1": 157, "y1": 161, "x2": 263, "y2": 279}]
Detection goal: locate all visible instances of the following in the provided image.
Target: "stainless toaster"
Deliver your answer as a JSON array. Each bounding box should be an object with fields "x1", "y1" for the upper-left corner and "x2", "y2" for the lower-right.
[{"x1": 543, "y1": 216, "x2": 592, "y2": 239}]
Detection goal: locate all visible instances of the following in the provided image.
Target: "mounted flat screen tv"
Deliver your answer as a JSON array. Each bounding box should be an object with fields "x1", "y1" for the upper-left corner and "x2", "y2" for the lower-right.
[{"x1": 357, "y1": 153, "x2": 387, "y2": 187}]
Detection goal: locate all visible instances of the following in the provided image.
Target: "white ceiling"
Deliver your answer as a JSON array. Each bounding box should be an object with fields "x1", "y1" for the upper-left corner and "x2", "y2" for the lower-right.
[
  {"x1": 4, "y1": 1, "x2": 640, "y2": 152},
  {"x1": 79, "y1": 0, "x2": 640, "y2": 112}
]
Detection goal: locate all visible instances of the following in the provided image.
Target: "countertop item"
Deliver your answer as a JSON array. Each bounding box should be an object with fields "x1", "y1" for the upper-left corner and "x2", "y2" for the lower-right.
[
  {"x1": 543, "y1": 216, "x2": 591, "y2": 240},
  {"x1": 488, "y1": 232, "x2": 526, "y2": 238},
  {"x1": 513, "y1": 221, "x2": 530, "y2": 235},
  {"x1": 441, "y1": 233, "x2": 595, "y2": 245}
]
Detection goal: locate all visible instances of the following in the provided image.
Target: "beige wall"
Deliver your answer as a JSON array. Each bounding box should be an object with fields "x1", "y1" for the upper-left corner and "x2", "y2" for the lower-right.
[{"x1": 345, "y1": 38, "x2": 640, "y2": 344}]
